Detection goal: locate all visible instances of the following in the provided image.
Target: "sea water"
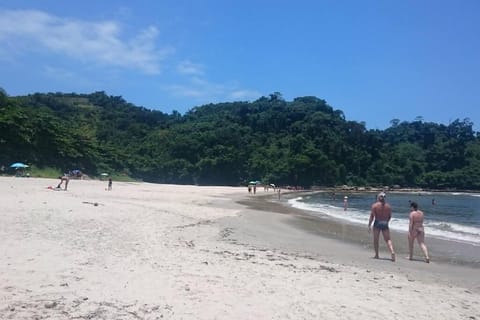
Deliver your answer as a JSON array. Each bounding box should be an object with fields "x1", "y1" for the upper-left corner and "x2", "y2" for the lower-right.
[{"x1": 288, "y1": 191, "x2": 480, "y2": 246}]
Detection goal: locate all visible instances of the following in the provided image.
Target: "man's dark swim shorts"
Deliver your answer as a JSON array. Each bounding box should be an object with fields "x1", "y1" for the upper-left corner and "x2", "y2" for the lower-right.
[{"x1": 373, "y1": 220, "x2": 389, "y2": 230}]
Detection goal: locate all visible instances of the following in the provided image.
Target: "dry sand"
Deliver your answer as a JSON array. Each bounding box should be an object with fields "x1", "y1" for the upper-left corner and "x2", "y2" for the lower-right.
[{"x1": 0, "y1": 177, "x2": 479, "y2": 319}]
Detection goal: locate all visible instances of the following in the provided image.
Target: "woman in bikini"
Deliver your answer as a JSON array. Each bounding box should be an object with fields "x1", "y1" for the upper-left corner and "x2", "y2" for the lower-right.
[{"x1": 408, "y1": 201, "x2": 430, "y2": 263}]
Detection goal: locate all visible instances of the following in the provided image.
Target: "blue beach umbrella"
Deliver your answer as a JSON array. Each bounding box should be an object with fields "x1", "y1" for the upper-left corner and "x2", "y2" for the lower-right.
[{"x1": 10, "y1": 162, "x2": 29, "y2": 168}]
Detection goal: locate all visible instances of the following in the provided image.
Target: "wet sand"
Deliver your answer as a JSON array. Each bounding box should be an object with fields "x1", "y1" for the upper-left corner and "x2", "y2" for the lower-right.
[
  {"x1": 229, "y1": 191, "x2": 480, "y2": 288},
  {"x1": 237, "y1": 191, "x2": 480, "y2": 267}
]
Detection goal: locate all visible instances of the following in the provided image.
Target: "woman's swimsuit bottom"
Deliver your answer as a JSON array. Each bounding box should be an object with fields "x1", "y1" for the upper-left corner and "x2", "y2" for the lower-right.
[
  {"x1": 373, "y1": 220, "x2": 389, "y2": 230},
  {"x1": 412, "y1": 226, "x2": 424, "y2": 235}
]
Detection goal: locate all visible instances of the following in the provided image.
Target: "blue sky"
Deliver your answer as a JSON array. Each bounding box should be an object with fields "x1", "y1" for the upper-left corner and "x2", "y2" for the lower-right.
[{"x1": 1, "y1": 1, "x2": 479, "y2": 131}]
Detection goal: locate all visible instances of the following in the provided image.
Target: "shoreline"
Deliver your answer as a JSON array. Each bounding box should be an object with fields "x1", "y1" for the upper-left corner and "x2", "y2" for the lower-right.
[
  {"x1": 283, "y1": 189, "x2": 480, "y2": 265},
  {"x1": 227, "y1": 190, "x2": 480, "y2": 283},
  {"x1": 311, "y1": 185, "x2": 480, "y2": 194}
]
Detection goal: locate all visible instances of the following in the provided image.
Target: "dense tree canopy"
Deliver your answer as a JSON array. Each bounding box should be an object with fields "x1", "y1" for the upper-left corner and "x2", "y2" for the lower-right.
[{"x1": 1, "y1": 90, "x2": 479, "y2": 189}]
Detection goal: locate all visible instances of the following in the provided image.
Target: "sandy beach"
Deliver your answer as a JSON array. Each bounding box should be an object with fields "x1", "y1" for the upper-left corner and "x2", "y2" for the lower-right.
[{"x1": 1, "y1": 177, "x2": 479, "y2": 319}]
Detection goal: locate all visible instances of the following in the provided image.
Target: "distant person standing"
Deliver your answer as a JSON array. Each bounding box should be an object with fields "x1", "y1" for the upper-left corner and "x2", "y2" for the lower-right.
[
  {"x1": 408, "y1": 201, "x2": 430, "y2": 263},
  {"x1": 368, "y1": 192, "x2": 395, "y2": 261},
  {"x1": 57, "y1": 175, "x2": 69, "y2": 190},
  {"x1": 108, "y1": 178, "x2": 112, "y2": 191},
  {"x1": 343, "y1": 196, "x2": 348, "y2": 211}
]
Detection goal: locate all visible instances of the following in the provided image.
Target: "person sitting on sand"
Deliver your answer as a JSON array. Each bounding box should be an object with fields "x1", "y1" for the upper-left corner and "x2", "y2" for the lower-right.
[
  {"x1": 408, "y1": 201, "x2": 430, "y2": 263},
  {"x1": 57, "y1": 175, "x2": 69, "y2": 190},
  {"x1": 368, "y1": 192, "x2": 396, "y2": 261}
]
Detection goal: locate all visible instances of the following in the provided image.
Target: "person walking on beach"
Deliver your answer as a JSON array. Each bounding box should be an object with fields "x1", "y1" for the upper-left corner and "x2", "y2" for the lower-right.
[
  {"x1": 368, "y1": 192, "x2": 396, "y2": 261},
  {"x1": 108, "y1": 178, "x2": 112, "y2": 191},
  {"x1": 408, "y1": 201, "x2": 430, "y2": 263}
]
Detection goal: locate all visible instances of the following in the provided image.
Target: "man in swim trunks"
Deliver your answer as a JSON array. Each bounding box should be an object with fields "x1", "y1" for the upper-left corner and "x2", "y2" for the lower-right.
[
  {"x1": 408, "y1": 201, "x2": 430, "y2": 263},
  {"x1": 368, "y1": 192, "x2": 396, "y2": 261}
]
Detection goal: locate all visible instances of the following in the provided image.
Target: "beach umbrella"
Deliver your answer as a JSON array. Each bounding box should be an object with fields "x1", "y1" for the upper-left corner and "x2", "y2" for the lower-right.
[{"x1": 10, "y1": 162, "x2": 29, "y2": 168}]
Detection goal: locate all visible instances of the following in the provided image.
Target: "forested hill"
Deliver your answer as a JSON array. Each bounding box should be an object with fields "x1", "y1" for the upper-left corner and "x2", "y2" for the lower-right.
[{"x1": 1, "y1": 90, "x2": 479, "y2": 189}]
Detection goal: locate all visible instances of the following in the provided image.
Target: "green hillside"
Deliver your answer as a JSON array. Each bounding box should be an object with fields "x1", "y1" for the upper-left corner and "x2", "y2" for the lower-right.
[{"x1": 1, "y1": 90, "x2": 479, "y2": 189}]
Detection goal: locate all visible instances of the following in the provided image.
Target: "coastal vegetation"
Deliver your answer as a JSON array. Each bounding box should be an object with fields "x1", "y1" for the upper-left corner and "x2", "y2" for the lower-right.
[{"x1": 1, "y1": 90, "x2": 479, "y2": 190}]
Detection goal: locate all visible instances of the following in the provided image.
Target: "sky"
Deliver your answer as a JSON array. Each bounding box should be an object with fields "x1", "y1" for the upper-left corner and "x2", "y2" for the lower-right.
[{"x1": 1, "y1": 1, "x2": 479, "y2": 131}]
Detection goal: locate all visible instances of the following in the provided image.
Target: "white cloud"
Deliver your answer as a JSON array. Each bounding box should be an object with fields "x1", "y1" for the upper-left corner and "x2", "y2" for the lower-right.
[
  {"x1": 167, "y1": 85, "x2": 206, "y2": 99},
  {"x1": 43, "y1": 65, "x2": 76, "y2": 80},
  {"x1": 0, "y1": 9, "x2": 171, "y2": 74},
  {"x1": 172, "y1": 60, "x2": 260, "y2": 102},
  {"x1": 177, "y1": 60, "x2": 205, "y2": 76},
  {"x1": 166, "y1": 58, "x2": 260, "y2": 103},
  {"x1": 165, "y1": 77, "x2": 260, "y2": 103},
  {"x1": 229, "y1": 89, "x2": 262, "y2": 100},
  {"x1": 43, "y1": 65, "x2": 100, "y2": 88},
  {"x1": 0, "y1": 9, "x2": 261, "y2": 104}
]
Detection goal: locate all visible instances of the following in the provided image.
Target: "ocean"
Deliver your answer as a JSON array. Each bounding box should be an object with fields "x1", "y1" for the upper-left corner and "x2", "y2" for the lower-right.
[{"x1": 288, "y1": 191, "x2": 480, "y2": 246}]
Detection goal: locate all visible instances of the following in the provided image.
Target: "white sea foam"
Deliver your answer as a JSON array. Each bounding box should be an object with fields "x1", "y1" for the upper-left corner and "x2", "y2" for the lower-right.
[
  {"x1": 288, "y1": 196, "x2": 371, "y2": 226},
  {"x1": 448, "y1": 192, "x2": 480, "y2": 197},
  {"x1": 288, "y1": 196, "x2": 480, "y2": 246}
]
